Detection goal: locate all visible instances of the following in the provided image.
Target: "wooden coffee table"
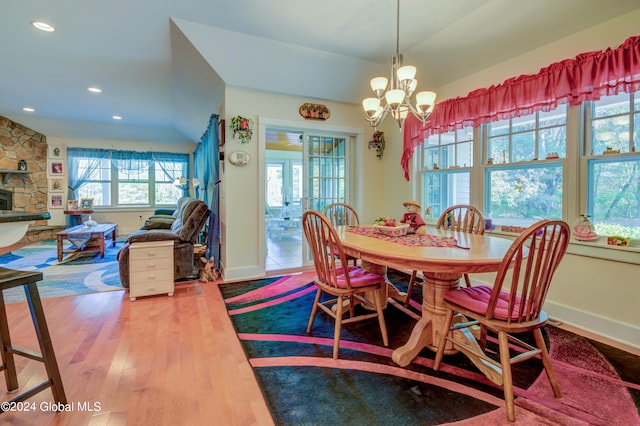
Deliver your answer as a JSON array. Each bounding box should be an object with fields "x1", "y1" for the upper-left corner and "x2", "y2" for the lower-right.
[{"x1": 55, "y1": 223, "x2": 118, "y2": 262}]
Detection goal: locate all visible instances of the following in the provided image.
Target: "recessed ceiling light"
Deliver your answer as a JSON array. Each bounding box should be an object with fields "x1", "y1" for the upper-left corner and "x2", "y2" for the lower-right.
[
  {"x1": 30, "y1": 21, "x2": 55, "y2": 32},
  {"x1": 112, "y1": 115, "x2": 122, "y2": 120},
  {"x1": 88, "y1": 87, "x2": 102, "y2": 93},
  {"x1": 23, "y1": 107, "x2": 35, "y2": 112}
]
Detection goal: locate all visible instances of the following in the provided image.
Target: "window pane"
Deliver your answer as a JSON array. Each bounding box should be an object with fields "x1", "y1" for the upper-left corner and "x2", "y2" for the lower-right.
[
  {"x1": 457, "y1": 141, "x2": 472, "y2": 167},
  {"x1": 488, "y1": 136, "x2": 508, "y2": 163},
  {"x1": 512, "y1": 131, "x2": 535, "y2": 162},
  {"x1": 593, "y1": 92, "x2": 630, "y2": 117},
  {"x1": 487, "y1": 165, "x2": 563, "y2": 226},
  {"x1": 117, "y1": 160, "x2": 148, "y2": 180},
  {"x1": 118, "y1": 183, "x2": 149, "y2": 205},
  {"x1": 424, "y1": 147, "x2": 438, "y2": 169},
  {"x1": 155, "y1": 183, "x2": 182, "y2": 205},
  {"x1": 77, "y1": 182, "x2": 110, "y2": 206},
  {"x1": 440, "y1": 145, "x2": 454, "y2": 168},
  {"x1": 539, "y1": 107, "x2": 567, "y2": 126},
  {"x1": 539, "y1": 126, "x2": 566, "y2": 158},
  {"x1": 588, "y1": 158, "x2": 640, "y2": 239},
  {"x1": 423, "y1": 171, "x2": 470, "y2": 219},
  {"x1": 267, "y1": 164, "x2": 283, "y2": 207},
  {"x1": 512, "y1": 115, "x2": 535, "y2": 133},
  {"x1": 592, "y1": 115, "x2": 630, "y2": 154},
  {"x1": 488, "y1": 120, "x2": 509, "y2": 137}
]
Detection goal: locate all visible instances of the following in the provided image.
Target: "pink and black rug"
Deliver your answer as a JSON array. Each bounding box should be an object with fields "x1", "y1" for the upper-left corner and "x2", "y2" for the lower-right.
[{"x1": 220, "y1": 271, "x2": 640, "y2": 425}]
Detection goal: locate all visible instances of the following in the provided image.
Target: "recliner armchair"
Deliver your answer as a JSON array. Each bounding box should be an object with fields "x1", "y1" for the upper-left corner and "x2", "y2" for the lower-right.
[{"x1": 117, "y1": 198, "x2": 210, "y2": 288}]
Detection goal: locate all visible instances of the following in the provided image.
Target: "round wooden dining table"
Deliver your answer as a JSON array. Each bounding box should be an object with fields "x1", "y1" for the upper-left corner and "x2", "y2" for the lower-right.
[{"x1": 335, "y1": 225, "x2": 514, "y2": 367}]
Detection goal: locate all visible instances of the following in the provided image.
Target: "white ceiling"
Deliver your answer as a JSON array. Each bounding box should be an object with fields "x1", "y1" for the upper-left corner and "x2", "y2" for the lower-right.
[{"x1": 2, "y1": 0, "x2": 639, "y2": 144}]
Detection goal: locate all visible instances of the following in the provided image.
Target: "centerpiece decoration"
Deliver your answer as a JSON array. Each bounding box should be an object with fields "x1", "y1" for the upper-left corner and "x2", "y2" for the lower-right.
[
  {"x1": 373, "y1": 216, "x2": 410, "y2": 236},
  {"x1": 369, "y1": 130, "x2": 386, "y2": 159},
  {"x1": 230, "y1": 115, "x2": 253, "y2": 144}
]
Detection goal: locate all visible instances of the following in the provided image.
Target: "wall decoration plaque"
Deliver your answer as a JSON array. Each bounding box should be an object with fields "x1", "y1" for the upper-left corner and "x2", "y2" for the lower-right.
[{"x1": 299, "y1": 103, "x2": 330, "y2": 121}]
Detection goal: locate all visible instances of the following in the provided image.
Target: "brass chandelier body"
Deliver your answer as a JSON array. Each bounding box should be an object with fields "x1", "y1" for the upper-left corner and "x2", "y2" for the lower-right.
[{"x1": 362, "y1": 0, "x2": 436, "y2": 128}]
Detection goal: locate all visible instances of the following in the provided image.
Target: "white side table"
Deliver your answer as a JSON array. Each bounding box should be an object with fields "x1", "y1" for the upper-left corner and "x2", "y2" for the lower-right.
[{"x1": 128, "y1": 240, "x2": 174, "y2": 301}]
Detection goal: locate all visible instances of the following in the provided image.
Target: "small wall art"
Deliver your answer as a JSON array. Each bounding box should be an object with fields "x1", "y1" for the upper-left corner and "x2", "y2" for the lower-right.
[
  {"x1": 299, "y1": 103, "x2": 330, "y2": 121},
  {"x1": 48, "y1": 144, "x2": 65, "y2": 159},
  {"x1": 50, "y1": 194, "x2": 64, "y2": 208},
  {"x1": 229, "y1": 150, "x2": 250, "y2": 166},
  {"x1": 48, "y1": 161, "x2": 64, "y2": 176},
  {"x1": 50, "y1": 178, "x2": 64, "y2": 192}
]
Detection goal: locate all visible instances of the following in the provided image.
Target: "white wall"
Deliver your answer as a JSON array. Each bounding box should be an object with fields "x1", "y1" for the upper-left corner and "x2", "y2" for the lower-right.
[
  {"x1": 47, "y1": 136, "x2": 196, "y2": 235},
  {"x1": 221, "y1": 87, "x2": 377, "y2": 280}
]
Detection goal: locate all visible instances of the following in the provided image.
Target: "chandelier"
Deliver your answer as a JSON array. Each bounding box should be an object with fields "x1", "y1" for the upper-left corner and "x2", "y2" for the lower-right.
[{"x1": 362, "y1": 0, "x2": 436, "y2": 128}]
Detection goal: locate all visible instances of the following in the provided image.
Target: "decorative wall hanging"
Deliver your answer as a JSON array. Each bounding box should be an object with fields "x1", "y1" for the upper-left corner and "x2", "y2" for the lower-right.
[
  {"x1": 299, "y1": 103, "x2": 330, "y2": 121},
  {"x1": 368, "y1": 130, "x2": 385, "y2": 159},
  {"x1": 230, "y1": 115, "x2": 253, "y2": 143},
  {"x1": 229, "y1": 150, "x2": 250, "y2": 166}
]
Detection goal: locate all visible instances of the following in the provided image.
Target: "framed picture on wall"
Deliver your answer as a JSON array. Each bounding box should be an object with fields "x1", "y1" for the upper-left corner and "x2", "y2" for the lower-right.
[
  {"x1": 50, "y1": 178, "x2": 64, "y2": 192},
  {"x1": 219, "y1": 119, "x2": 226, "y2": 146},
  {"x1": 48, "y1": 144, "x2": 65, "y2": 159},
  {"x1": 80, "y1": 198, "x2": 94, "y2": 210},
  {"x1": 50, "y1": 194, "x2": 64, "y2": 208},
  {"x1": 48, "y1": 161, "x2": 64, "y2": 176}
]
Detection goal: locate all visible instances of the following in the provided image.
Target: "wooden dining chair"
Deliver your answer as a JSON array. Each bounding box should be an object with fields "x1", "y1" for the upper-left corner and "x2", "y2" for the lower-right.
[
  {"x1": 433, "y1": 219, "x2": 570, "y2": 422},
  {"x1": 323, "y1": 202, "x2": 360, "y2": 266},
  {"x1": 405, "y1": 205, "x2": 484, "y2": 307},
  {"x1": 302, "y1": 210, "x2": 389, "y2": 359}
]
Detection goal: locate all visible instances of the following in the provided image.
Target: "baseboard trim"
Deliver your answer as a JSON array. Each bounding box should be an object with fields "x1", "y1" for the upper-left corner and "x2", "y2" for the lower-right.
[{"x1": 545, "y1": 300, "x2": 640, "y2": 353}]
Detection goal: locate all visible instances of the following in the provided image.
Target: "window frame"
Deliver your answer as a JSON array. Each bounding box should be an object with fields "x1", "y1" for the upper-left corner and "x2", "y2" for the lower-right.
[{"x1": 73, "y1": 150, "x2": 189, "y2": 209}]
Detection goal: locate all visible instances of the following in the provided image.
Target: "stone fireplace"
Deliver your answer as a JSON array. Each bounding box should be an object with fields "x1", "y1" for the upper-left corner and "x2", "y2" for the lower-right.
[{"x1": 0, "y1": 116, "x2": 61, "y2": 242}]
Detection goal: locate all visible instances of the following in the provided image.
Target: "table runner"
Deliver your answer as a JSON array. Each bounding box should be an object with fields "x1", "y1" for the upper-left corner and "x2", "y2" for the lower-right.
[{"x1": 347, "y1": 226, "x2": 457, "y2": 247}]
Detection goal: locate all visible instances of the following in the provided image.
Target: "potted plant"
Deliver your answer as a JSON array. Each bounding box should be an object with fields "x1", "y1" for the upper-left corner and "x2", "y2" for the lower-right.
[
  {"x1": 370, "y1": 130, "x2": 385, "y2": 159},
  {"x1": 230, "y1": 115, "x2": 253, "y2": 143}
]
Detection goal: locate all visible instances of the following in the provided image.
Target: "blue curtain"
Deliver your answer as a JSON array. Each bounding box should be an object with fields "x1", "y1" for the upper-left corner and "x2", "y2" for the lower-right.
[
  {"x1": 194, "y1": 114, "x2": 220, "y2": 267},
  {"x1": 66, "y1": 148, "x2": 111, "y2": 227},
  {"x1": 152, "y1": 152, "x2": 190, "y2": 197}
]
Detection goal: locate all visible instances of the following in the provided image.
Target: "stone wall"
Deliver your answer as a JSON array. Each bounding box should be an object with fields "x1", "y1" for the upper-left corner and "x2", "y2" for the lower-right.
[{"x1": 0, "y1": 116, "x2": 60, "y2": 242}]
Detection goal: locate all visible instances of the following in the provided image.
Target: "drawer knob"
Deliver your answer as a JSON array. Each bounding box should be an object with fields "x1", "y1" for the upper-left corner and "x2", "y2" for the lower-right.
[
  {"x1": 148, "y1": 251, "x2": 156, "y2": 256},
  {"x1": 148, "y1": 262, "x2": 155, "y2": 267},
  {"x1": 148, "y1": 274, "x2": 155, "y2": 279}
]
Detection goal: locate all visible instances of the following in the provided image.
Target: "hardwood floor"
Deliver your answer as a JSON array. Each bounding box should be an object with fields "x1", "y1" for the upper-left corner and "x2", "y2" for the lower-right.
[{"x1": 0, "y1": 280, "x2": 274, "y2": 425}]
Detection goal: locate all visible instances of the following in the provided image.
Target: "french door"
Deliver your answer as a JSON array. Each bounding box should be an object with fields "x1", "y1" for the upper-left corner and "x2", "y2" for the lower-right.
[{"x1": 302, "y1": 132, "x2": 350, "y2": 265}]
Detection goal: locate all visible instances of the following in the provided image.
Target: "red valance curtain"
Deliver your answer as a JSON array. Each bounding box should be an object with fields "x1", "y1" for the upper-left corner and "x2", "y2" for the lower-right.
[{"x1": 402, "y1": 35, "x2": 640, "y2": 180}]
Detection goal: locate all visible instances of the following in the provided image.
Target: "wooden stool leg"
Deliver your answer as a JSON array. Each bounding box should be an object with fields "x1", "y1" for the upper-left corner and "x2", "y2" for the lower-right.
[
  {"x1": 0, "y1": 291, "x2": 19, "y2": 392},
  {"x1": 24, "y1": 283, "x2": 67, "y2": 404}
]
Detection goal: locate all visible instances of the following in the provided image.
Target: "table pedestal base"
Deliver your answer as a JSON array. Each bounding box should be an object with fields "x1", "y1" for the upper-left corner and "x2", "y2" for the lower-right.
[{"x1": 392, "y1": 271, "x2": 461, "y2": 367}]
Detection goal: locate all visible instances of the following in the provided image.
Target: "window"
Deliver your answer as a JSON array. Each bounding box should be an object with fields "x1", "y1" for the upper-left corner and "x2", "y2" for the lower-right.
[
  {"x1": 70, "y1": 149, "x2": 188, "y2": 208},
  {"x1": 421, "y1": 127, "x2": 473, "y2": 218},
  {"x1": 585, "y1": 93, "x2": 640, "y2": 239},
  {"x1": 484, "y1": 105, "x2": 567, "y2": 226}
]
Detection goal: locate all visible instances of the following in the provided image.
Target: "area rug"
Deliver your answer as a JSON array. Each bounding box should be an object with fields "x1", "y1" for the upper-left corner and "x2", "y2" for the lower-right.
[
  {"x1": 220, "y1": 271, "x2": 640, "y2": 425},
  {"x1": 0, "y1": 240, "x2": 123, "y2": 303}
]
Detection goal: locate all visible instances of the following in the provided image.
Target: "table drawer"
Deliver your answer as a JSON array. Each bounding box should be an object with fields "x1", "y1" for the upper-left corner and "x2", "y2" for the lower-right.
[{"x1": 129, "y1": 244, "x2": 173, "y2": 261}]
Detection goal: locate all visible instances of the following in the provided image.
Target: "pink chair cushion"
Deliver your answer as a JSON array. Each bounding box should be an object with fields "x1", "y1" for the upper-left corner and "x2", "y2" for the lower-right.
[
  {"x1": 443, "y1": 285, "x2": 522, "y2": 321},
  {"x1": 335, "y1": 265, "x2": 383, "y2": 289}
]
